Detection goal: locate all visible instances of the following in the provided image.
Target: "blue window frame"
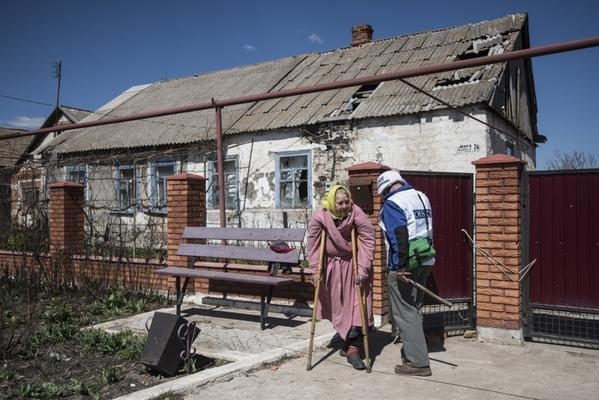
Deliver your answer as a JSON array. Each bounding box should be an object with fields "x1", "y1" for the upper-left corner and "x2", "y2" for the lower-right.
[
  {"x1": 275, "y1": 151, "x2": 311, "y2": 208},
  {"x1": 114, "y1": 165, "x2": 138, "y2": 212},
  {"x1": 150, "y1": 161, "x2": 176, "y2": 212},
  {"x1": 65, "y1": 164, "x2": 87, "y2": 199},
  {"x1": 207, "y1": 156, "x2": 238, "y2": 210}
]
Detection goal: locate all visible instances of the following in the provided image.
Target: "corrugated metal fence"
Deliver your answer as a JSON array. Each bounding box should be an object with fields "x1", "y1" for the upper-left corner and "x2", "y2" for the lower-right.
[
  {"x1": 526, "y1": 169, "x2": 599, "y2": 347},
  {"x1": 402, "y1": 172, "x2": 474, "y2": 335}
]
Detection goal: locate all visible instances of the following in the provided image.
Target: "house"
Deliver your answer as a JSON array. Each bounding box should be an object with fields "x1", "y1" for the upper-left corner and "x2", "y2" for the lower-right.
[
  {"x1": 7, "y1": 106, "x2": 92, "y2": 230},
  {"x1": 37, "y1": 13, "x2": 542, "y2": 248},
  {"x1": 0, "y1": 127, "x2": 29, "y2": 233}
]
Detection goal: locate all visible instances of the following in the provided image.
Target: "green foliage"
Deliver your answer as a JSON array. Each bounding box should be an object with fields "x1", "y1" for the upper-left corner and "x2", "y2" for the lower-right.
[
  {"x1": 80, "y1": 328, "x2": 145, "y2": 360},
  {"x1": 19, "y1": 381, "x2": 68, "y2": 398},
  {"x1": 100, "y1": 366, "x2": 123, "y2": 384}
]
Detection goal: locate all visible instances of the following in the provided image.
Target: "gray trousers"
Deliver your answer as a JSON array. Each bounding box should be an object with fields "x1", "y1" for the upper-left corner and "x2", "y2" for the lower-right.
[{"x1": 387, "y1": 266, "x2": 432, "y2": 368}]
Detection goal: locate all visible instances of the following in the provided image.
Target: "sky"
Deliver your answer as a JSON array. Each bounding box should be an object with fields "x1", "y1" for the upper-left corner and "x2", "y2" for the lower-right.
[{"x1": 1, "y1": 0, "x2": 598, "y2": 168}]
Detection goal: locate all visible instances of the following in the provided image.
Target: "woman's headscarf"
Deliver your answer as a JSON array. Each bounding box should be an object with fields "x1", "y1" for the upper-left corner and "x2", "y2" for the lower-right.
[{"x1": 321, "y1": 184, "x2": 352, "y2": 220}]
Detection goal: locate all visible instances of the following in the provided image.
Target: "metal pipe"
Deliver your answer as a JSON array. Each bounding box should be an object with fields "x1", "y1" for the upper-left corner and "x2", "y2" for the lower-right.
[
  {"x1": 214, "y1": 102, "x2": 226, "y2": 228},
  {"x1": 2, "y1": 36, "x2": 599, "y2": 141}
]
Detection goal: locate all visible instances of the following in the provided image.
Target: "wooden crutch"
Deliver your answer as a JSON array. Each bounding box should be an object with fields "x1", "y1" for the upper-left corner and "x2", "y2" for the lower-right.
[
  {"x1": 307, "y1": 229, "x2": 326, "y2": 371},
  {"x1": 351, "y1": 226, "x2": 371, "y2": 373}
]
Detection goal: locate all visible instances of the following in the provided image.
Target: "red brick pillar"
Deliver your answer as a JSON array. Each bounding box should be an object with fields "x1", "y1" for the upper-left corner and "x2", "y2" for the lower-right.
[
  {"x1": 49, "y1": 182, "x2": 85, "y2": 257},
  {"x1": 166, "y1": 173, "x2": 206, "y2": 292},
  {"x1": 472, "y1": 154, "x2": 526, "y2": 344},
  {"x1": 166, "y1": 173, "x2": 206, "y2": 267},
  {"x1": 347, "y1": 162, "x2": 390, "y2": 326}
]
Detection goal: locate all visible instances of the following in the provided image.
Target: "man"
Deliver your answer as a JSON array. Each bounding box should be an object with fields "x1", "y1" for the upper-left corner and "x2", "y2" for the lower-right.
[{"x1": 377, "y1": 169, "x2": 434, "y2": 377}]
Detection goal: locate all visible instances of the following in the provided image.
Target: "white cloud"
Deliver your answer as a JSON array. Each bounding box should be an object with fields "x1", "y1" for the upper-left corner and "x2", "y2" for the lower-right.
[
  {"x1": 243, "y1": 44, "x2": 256, "y2": 51},
  {"x1": 308, "y1": 33, "x2": 323, "y2": 44},
  {"x1": 9, "y1": 116, "x2": 45, "y2": 130}
]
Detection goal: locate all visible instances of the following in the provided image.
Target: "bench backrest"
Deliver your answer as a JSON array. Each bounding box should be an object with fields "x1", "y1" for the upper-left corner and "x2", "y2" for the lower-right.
[{"x1": 177, "y1": 227, "x2": 306, "y2": 265}]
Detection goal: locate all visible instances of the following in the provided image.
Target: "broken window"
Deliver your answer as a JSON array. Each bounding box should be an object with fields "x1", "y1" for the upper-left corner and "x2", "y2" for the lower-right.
[
  {"x1": 276, "y1": 151, "x2": 311, "y2": 208},
  {"x1": 207, "y1": 156, "x2": 238, "y2": 211}
]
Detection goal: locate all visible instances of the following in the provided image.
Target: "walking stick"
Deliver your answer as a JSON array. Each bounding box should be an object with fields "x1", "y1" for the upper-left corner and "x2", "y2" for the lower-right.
[
  {"x1": 405, "y1": 277, "x2": 452, "y2": 308},
  {"x1": 307, "y1": 230, "x2": 326, "y2": 371},
  {"x1": 351, "y1": 227, "x2": 371, "y2": 373}
]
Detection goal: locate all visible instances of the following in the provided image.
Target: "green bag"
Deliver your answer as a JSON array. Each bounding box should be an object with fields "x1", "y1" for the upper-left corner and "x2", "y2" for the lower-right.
[{"x1": 408, "y1": 237, "x2": 436, "y2": 271}]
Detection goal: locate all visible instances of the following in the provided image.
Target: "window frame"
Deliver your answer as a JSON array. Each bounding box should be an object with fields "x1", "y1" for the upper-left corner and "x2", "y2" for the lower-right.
[
  {"x1": 207, "y1": 156, "x2": 239, "y2": 211},
  {"x1": 65, "y1": 164, "x2": 87, "y2": 200},
  {"x1": 149, "y1": 161, "x2": 177, "y2": 214},
  {"x1": 114, "y1": 164, "x2": 139, "y2": 214},
  {"x1": 274, "y1": 150, "x2": 312, "y2": 209}
]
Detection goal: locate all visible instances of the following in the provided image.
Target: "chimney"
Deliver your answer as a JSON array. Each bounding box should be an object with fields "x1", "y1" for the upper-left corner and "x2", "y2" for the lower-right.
[{"x1": 351, "y1": 24, "x2": 373, "y2": 47}]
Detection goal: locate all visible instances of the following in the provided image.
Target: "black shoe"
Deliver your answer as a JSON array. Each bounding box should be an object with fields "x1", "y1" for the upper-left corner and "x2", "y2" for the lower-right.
[
  {"x1": 339, "y1": 348, "x2": 347, "y2": 357},
  {"x1": 394, "y1": 363, "x2": 431, "y2": 376},
  {"x1": 327, "y1": 332, "x2": 344, "y2": 349},
  {"x1": 347, "y1": 353, "x2": 366, "y2": 370}
]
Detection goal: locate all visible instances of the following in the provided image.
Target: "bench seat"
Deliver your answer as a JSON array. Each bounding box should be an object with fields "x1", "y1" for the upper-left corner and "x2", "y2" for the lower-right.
[{"x1": 156, "y1": 226, "x2": 306, "y2": 330}]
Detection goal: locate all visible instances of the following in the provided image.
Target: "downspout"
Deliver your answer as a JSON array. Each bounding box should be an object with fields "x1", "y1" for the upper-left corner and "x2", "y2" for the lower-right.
[{"x1": 213, "y1": 101, "x2": 226, "y2": 228}]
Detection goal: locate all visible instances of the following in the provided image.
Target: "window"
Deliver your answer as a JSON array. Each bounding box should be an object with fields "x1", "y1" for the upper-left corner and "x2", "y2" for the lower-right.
[
  {"x1": 505, "y1": 141, "x2": 515, "y2": 156},
  {"x1": 207, "y1": 157, "x2": 238, "y2": 210},
  {"x1": 65, "y1": 164, "x2": 86, "y2": 184},
  {"x1": 276, "y1": 151, "x2": 311, "y2": 208},
  {"x1": 20, "y1": 181, "x2": 39, "y2": 208},
  {"x1": 65, "y1": 164, "x2": 87, "y2": 199},
  {"x1": 150, "y1": 161, "x2": 176, "y2": 212},
  {"x1": 115, "y1": 165, "x2": 138, "y2": 212}
]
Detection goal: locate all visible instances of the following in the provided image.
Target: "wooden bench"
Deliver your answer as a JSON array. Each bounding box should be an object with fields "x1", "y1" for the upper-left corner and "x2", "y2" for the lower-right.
[{"x1": 154, "y1": 226, "x2": 306, "y2": 330}]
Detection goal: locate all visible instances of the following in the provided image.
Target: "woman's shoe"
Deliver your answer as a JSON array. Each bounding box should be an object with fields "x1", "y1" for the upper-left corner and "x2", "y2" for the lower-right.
[{"x1": 347, "y1": 353, "x2": 366, "y2": 370}]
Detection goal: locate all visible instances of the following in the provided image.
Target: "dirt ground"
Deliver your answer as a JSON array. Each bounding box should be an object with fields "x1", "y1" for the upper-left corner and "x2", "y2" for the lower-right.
[{"x1": 0, "y1": 290, "x2": 210, "y2": 400}]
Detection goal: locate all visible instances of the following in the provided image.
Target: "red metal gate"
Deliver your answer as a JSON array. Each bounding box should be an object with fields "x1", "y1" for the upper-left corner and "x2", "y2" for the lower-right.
[
  {"x1": 526, "y1": 169, "x2": 599, "y2": 347},
  {"x1": 402, "y1": 171, "x2": 474, "y2": 334}
]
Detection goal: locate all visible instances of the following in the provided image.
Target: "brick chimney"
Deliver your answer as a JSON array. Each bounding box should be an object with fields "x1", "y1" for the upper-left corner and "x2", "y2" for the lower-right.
[{"x1": 351, "y1": 24, "x2": 374, "y2": 46}]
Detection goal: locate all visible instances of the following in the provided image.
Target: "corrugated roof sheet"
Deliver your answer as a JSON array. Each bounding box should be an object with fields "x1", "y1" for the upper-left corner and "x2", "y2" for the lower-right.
[
  {"x1": 47, "y1": 13, "x2": 529, "y2": 155},
  {"x1": 0, "y1": 127, "x2": 30, "y2": 168}
]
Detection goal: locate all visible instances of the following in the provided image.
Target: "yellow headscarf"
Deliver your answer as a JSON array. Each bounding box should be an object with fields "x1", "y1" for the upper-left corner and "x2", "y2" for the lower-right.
[{"x1": 321, "y1": 184, "x2": 352, "y2": 220}]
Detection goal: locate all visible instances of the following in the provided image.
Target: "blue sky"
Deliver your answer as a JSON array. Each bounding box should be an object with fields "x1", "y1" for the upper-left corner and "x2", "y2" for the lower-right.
[{"x1": 1, "y1": 0, "x2": 598, "y2": 168}]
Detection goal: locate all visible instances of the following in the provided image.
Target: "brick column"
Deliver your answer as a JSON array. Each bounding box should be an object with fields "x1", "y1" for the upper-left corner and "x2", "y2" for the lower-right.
[
  {"x1": 166, "y1": 173, "x2": 206, "y2": 269},
  {"x1": 347, "y1": 161, "x2": 390, "y2": 326},
  {"x1": 49, "y1": 182, "x2": 85, "y2": 257},
  {"x1": 472, "y1": 154, "x2": 526, "y2": 344}
]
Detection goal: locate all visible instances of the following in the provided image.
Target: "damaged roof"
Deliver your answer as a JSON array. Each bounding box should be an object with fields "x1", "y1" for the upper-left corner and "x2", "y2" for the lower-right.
[{"x1": 46, "y1": 13, "x2": 537, "y2": 155}]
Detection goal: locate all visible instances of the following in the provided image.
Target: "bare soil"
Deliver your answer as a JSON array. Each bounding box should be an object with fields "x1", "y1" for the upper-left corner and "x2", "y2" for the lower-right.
[{"x1": 0, "y1": 287, "x2": 221, "y2": 400}]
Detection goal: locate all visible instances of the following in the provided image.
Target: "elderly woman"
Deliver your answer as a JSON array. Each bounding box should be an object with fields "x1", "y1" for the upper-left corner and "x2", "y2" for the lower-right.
[{"x1": 307, "y1": 184, "x2": 375, "y2": 370}]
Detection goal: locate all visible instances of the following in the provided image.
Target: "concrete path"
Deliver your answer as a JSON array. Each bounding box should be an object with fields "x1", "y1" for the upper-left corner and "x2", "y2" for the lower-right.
[{"x1": 96, "y1": 302, "x2": 599, "y2": 400}]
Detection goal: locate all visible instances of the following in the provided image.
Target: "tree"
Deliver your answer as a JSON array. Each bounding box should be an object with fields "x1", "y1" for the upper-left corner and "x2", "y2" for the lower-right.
[{"x1": 545, "y1": 150, "x2": 598, "y2": 170}]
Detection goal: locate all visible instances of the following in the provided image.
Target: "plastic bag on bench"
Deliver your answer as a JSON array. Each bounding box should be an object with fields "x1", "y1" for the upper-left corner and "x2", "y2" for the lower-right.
[{"x1": 268, "y1": 240, "x2": 293, "y2": 275}]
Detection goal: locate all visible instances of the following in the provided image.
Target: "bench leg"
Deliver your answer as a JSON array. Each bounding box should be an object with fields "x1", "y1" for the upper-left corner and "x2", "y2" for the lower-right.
[
  {"x1": 260, "y1": 286, "x2": 275, "y2": 330},
  {"x1": 175, "y1": 277, "x2": 181, "y2": 315}
]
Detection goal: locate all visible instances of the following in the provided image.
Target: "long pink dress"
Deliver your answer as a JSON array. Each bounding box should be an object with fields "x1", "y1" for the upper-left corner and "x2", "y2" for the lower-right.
[{"x1": 307, "y1": 204, "x2": 375, "y2": 341}]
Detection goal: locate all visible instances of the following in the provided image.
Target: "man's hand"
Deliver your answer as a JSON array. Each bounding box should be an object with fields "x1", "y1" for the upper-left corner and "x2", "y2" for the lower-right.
[{"x1": 396, "y1": 269, "x2": 411, "y2": 283}]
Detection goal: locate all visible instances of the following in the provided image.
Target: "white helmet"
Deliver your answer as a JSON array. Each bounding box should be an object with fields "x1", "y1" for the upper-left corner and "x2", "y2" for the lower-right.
[{"x1": 376, "y1": 170, "x2": 405, "y2": 195}]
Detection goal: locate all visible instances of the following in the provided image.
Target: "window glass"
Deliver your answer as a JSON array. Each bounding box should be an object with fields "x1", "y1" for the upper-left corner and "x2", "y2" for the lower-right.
[
  {"x1": 151, "y1": 162, "x2": 176, "y2": 210},
  {"x1": 116, "y1": 166, "x2": 137, "y2": 211},
  {"x1": 208, "y1": 157, "x2": 238, "y2": 210},
  {"x1": 277, "y1": 152, "x2": 310, "y2": 208}
]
